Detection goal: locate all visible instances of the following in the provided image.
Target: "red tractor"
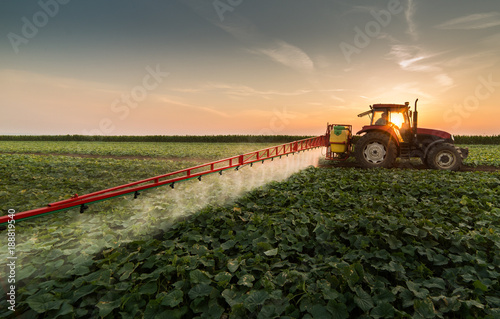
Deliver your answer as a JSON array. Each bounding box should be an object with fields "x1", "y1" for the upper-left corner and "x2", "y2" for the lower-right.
[{"x1": 326, "y1": 100, "x2": 469, "y2": 170}]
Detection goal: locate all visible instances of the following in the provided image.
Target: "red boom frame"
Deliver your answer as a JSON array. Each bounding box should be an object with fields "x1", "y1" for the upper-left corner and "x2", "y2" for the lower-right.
[{"x1": 0, "y1": 136, "x2": 327, "y2": 225}]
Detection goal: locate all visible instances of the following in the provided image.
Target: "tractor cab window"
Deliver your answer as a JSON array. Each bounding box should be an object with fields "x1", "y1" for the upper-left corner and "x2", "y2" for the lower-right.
[
  {"x1": 373, "y1": 111, "x2": 388, "y2": 126},
  {"x1": 389, "y1": 112, "x2": 406, "y2": 129}
]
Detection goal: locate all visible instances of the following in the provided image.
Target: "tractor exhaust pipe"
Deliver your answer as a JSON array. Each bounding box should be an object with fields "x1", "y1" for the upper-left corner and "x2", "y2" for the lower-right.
[{"x1": 413, "y1": 98, "x2": 418, "y2": 139}]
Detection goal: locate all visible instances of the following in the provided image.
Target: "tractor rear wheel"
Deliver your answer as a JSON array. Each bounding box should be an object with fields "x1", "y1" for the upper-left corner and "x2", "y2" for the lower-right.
[
  {"x1": 355, "y1": 132, "x2": 397, "y2": 168},
  {"x1": 427, "y1": 143, "x2": 462, "y2": 171}
]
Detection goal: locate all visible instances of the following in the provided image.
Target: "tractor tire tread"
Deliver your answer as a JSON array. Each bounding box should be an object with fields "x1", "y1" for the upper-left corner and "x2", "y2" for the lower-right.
[
  {"x1": 354, "y1": 132, "x2": 397, "y2": 169},
  {"x1": 427, "y1": 143, "x2": 462, "y2": 171}
]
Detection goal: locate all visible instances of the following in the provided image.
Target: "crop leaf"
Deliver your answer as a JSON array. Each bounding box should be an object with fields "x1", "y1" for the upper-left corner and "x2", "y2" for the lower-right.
[
  {"x1": 264, "y1": 248, "x2": 278, "y2": 256},
  {"x1": 188, "y1": 283, "x2": 213, "y2": 299},
  {"x1": 414, "y1": 298, "x2": 436, "y2": 318},
  {"x1": 26, "y1": 293, "x2": 64, "y2": 313},
  {"x1": 309, "y1": 304, "x2": 331, "y2": 318},
  {"x1": 370, "y1": 302, "x2": 395, "y2": 319},
  {"x1": 406, "y1": 281, "x2": 429, "y2": 299},
  {"x1": 326, "y1": 300, "x2": 348, "y2": 319},
  {"x1": 222, "y1": 289, "x2": 243, "y2": 307},
  {"x1": 189, "y1": 269, "x2": 212, "y2": 284},
  {"x1": 238, "y1": 274, "x2": 255, "y2": 287},
  {"x1": 161, "y1": 290, "x2": 184, "y2": 308},
  {"x1": 55, "y1": 302, "x2": 74, "y2": 318},
  {"x1": 96, "y1": 293, "x2": 122, "y2": 317},
  {"x1": 227, "y1": 259, "x2": 240, "y2": 273},
  {"x1": 72, "y1": 285, "x2": 98, "y2": 302},
  {"x1": 354, "y1": 287, "x2": 374, "y2": 312},
  {"x1": 473, "y1": 280, "x2": 488, "y2": 292},
  {"x1": 244, "y1": 290, "x2": 270, "y2": 312},
  {"x1": 139, "y1": 281, "x2": 158, "y2": 295}
]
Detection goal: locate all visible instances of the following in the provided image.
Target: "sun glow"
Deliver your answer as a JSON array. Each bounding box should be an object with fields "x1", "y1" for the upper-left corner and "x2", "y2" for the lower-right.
[{"x1": 390, "y1": 112, "x2": 405, "y2": 128}]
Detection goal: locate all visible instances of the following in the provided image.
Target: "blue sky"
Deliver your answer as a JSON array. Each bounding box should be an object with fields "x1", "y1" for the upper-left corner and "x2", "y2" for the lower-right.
[{"x1": 1, "y1": 0, "x2": 499, "y2": 135}]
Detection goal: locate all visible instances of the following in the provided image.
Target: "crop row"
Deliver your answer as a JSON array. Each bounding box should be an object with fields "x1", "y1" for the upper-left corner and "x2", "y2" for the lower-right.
[
  {"x1": 2, "y1": 142, "x2": 500, "y2": 167},
  {"x1": 1, "y1": 163, "x2": 499, "y2": 318},
  {"x1": 0, "y1": 135, "x2": 312, "y2": 143},
  {"x1": 0, "y1": 141, "x2": 276, "y2": 160},
  {"x1": 460, "y1": 145, "x2": 500, "y2": 167}
]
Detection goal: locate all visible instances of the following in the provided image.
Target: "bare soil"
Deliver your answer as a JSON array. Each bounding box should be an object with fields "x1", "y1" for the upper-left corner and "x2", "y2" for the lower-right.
[{"x1": 319, "y1": 160, "x2": 500, "y2": 172}]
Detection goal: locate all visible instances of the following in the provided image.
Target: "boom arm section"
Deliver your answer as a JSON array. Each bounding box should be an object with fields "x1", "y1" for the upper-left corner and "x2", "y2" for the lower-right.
[{"x1": 0, "y1": 136, "x2": 327, "y2": 225}]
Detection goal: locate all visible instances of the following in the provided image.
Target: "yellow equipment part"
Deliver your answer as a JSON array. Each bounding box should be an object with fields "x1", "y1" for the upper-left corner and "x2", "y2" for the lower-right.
[{"x1": 329, "y1": 125, "x2": 350, "y2": 153}]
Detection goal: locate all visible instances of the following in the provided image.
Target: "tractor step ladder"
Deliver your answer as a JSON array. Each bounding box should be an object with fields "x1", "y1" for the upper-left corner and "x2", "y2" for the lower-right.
[{"x1": 399, "y1": 142, "x2": 412, "y2": 160}]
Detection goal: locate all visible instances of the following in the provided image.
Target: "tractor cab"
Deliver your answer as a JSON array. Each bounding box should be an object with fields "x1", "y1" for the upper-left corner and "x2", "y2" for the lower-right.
[{"x1": 358, "y1": 102, "x2": 413, "y2": 142}]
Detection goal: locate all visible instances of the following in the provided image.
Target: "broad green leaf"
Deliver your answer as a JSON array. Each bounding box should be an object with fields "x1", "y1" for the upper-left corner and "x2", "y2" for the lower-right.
[
  {"x1": 473, "y1": 280, "x2": 488, "y2": 292},
  {"x1": 423, "y1": 278, "x2": 446, "y2": 290},
  {"x1": 227, "y1": 259, "x2": 240, "y2": 273},
  {"x1": 485, "y1": 296, "x2": 500, "y2": 307},
  {"x1": 221, "y1": 239, "x2": 236, "y2": 250},
  {"x1": 222, "y1": 289, "x2": 243, "y2": 307},
  {"x1": 118, "y1": 262, "x2": 135, "y2": 280},
  {"x1": 406, "y1": 281, "x2": 429, "y2": 299},
  {"x1": 354, "y1": 287, "x2": 374, "y2": 312},
  {"x1": 188, "y1": 283, "x2": 213, "y2": 299},
  {"x1": 326, "y1": 300, "x2": 348, "y2": 319},
  {"x1": 309, "y1": 304, "x2": 331, "y2": 318},
  {"x1": 264, "y1": 248, "x2": 278, "y2": 256},
  {"x1": 464, "y1": 299, "x2": 485, "y2": 309},
  {"x1": 370, "y1": 302, "x2": 395, "y2": 319},
  {"x1": 244, "y1": 290, "x2": 270, "y2": 312},
  {"x1": 215, "y1": 272, "x2": 232, "y2": 283},
  {"x1": 161, "y1": 290, "x2": 184, "y2": 308},
  {"x1": 97, "y1": 293, "x2": 122, "y2": 317},
  {"x1": 26, "y1": 293, "x2": 64, "y2": 313},
  {"x1": 414, "y1": 298, "x2": 436, "y2": 318},
  {"x1": 72, "y1": 285, "x2": 97, "y2": 302},
  {"x1": 17, "y1": 265, "x2": 37, "y2": 281},
  {"x1": 189, "y1": 269, "x2": 211, "y2": 284},
  {"x1": 55, "y1": 302, "x2": 74, "y2": 318},
  {"x1": 139, "y1": 281, "x2": 158, "y2": 295},
  {"x1": 238, "y1": 274, "x2": 255, "y2": 287}
]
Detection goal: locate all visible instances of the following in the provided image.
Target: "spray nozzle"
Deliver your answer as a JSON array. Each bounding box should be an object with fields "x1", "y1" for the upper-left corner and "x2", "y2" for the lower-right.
[{"x1": 80, "y1": 204, "x2": 89, "y2": 214}]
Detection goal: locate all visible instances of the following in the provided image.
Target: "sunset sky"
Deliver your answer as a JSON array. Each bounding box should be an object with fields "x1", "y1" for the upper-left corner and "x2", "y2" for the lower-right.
[{"x1": 1, "y1": 0, "x2": 499, "y2": 136}]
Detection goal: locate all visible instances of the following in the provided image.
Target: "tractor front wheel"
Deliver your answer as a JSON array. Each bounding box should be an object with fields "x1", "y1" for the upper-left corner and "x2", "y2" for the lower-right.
[
  {"x1": 355, "y1": 132, "x2": 397, "y2": 168},
  {"x1": 427, "y1": 143, "x2": 462, "y2": 171}
]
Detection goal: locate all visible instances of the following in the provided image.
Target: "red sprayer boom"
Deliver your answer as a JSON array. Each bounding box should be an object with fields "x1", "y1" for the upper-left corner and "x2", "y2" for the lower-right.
[{"x1": 0, "y1": 136, "x2": 326, "y2": 225}]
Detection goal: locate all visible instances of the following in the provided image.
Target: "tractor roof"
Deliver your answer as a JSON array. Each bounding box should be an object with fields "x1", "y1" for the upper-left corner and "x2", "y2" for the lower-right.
[
  {"x1": 372, "y1": 103, "x2": 409, "y2": 109},
  {"x1": 358, "y1": 103, "x2": 410, "y2": 117}
]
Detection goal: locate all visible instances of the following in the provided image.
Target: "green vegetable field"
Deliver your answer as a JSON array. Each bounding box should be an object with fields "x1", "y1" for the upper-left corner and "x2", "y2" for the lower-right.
[{"x1": 1, "y1": 141, "x2": 499, "y2": 318}]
